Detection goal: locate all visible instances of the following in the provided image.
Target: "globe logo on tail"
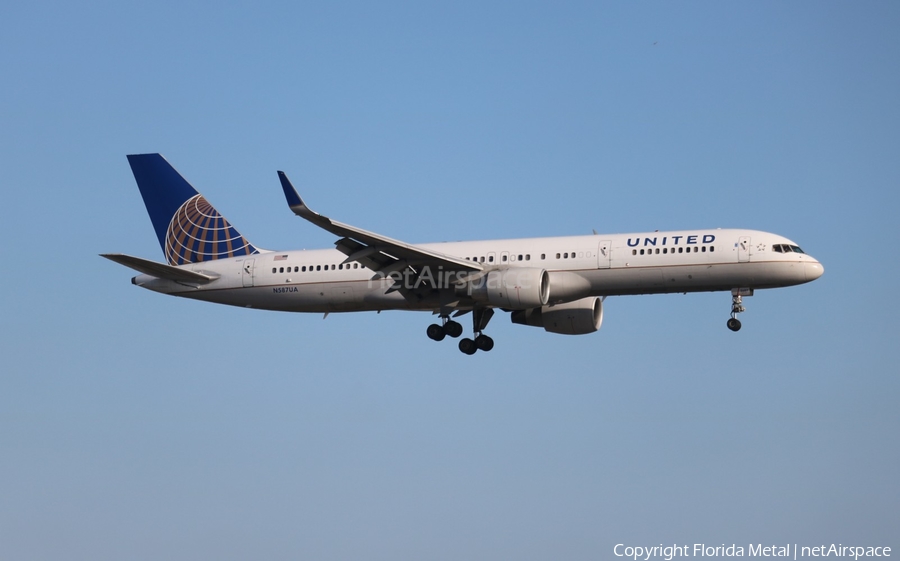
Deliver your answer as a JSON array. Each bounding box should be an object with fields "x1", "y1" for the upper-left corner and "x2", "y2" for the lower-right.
[{"x1": 165, "y1": 195, "x2": 258, "y2": 265}]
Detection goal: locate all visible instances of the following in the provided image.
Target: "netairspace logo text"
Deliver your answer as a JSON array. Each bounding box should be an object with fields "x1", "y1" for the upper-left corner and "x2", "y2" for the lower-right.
[{"x1": 613, "y1": 544, "x2": 891, "y2": 561}]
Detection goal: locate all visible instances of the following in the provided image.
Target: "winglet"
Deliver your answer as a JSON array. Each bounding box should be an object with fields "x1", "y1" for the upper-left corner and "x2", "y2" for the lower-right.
[
  {"x1": 278, "y1": 170, "x2": 333, "y2": 227},
  {"x1": 277, "y1": 171, "x2": 305, "y2": 209}
]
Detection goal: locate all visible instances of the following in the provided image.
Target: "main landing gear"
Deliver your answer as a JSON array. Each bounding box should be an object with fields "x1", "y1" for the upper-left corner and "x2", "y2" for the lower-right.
[
  {"x1": 427, "y1": 307, "x2": 495, "y2": 354},
  {"x1": 426, "y1": 318, "x2": 463, "y2": 341},
  {"x1": 727, "y1": 288, "x2": 752, "y2": 332}
]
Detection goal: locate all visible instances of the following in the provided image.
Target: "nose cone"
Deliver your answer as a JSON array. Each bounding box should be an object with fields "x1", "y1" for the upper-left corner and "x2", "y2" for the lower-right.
[{"x1": 805, "y1": 260, "x2": 824, "y2": 282}]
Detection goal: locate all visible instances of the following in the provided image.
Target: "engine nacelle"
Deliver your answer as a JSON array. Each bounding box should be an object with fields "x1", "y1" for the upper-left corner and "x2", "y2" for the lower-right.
[
  {"x1": 463, "y1": 267, "x2": 550, "y2": 310},
  {"x1": 510, "y1": 296, "x2": 603, "y2": 335},
  {"x1": 546, "y1": 271, "x2": 592, "y2": 304}
]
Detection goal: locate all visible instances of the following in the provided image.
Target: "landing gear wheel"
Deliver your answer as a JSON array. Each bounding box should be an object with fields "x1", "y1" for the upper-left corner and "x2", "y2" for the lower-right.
[
  {"x1": 427, "y1": 323, "x2": 446, "y2": 341},
  {"x1": 444, "y1": 320, "x2": 463, "y2": 338},
  {"x1": 475, "y1": 334, "x2": 494, "y2": 351},
  {"x1": 727, "y1": 318, "x2": 742, "y2": 332},
  {"x1": 459, "y1": 338, "x2": 477, "y2": 355}
]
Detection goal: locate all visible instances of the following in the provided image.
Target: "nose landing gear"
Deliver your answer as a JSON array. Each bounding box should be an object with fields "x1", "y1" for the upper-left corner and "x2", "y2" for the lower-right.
[{"x1": 727, "y1": 288, "x2": 752, "y2": 332}]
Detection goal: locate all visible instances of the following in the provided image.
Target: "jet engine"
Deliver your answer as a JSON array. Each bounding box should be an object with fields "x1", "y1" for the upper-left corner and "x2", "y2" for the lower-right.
[
  {"x1": 510, "y1": 296, "x2": 603, "y2": 335},
  {"x1": 546, "y1": 271, "x2": 592, "y2": 304},
  {"x1": 463, "y1": 267, "x2": 549, "y2": 310}
]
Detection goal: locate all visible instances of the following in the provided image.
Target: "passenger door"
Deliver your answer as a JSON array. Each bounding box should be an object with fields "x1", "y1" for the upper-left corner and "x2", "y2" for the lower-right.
[
  {"x1": 597, "y1": 240, "x2": 611, "y2": 268},
  {"x1": 242, "y1": 259, "x2": 255, "y2": 287},
  {"x1": 738, "y1": 236, "x2": 751, "y2": 262}
]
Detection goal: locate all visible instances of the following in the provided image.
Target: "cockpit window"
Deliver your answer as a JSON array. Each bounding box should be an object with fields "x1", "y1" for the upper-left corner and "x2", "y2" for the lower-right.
[{"x1": 773, "y1": 243, "x2": 805, "y2": 254}]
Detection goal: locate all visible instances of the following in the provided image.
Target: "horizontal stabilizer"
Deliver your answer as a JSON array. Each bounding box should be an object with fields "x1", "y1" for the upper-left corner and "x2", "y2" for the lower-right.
[{"x1": 101, "y1": 253, "x2": 218, "y2": 283}]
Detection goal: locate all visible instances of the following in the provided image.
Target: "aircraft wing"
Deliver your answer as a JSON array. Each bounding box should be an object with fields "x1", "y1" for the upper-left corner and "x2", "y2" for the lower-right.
[
  {"x1": 278, "y1": 171, "x2": 483, "y2": 275},
  {"x1": 101, "y1": 253, "x2": 219, "y2": 284}
]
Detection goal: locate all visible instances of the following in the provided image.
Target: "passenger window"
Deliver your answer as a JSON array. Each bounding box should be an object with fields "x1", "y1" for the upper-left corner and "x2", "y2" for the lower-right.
[
  {"x1": 526, "y1": 254, "x2": 531, "y2": 261},
  {"x1": 272, "y1": 268, "x2": 276, "y2": 273},
  {"x1": 632, "y1": 249, "x2": 637, "y2": 256},
  {"x1": 701, "y1": 246, "x2": 706, "y2": 252},
  {"x1": 518, "y1": 254, "x2": 523, "y2": 261},
  {"x1": 678, "y1": 247, "x2": 683, "y2": 254},
  {"x1": 489, "y1": 256, "x2": 494, "y2": 263},
  {"x1": 710, "y1": 246, "x2": 715, "y2": 252},
  {"x1": 541, "y1": 254, "x2": 546, "y2": 260},
  {"x1": 279, "y1": 267, "x2": 284, "y2": 273},
  {"x1": 640, "y1": 249, "x2": 645, "y2": 255},
  {"x1": 655, "y1": 248, "x2": 659, "y2": 254},
  {"x1": 564, "y1": 253, "x2": 568, "y2": 258},
  {"x1": 502, "y1": 255, "x2": 507, "y2": 262},
  {"x1": 316, "y1": 265, "x2": 321, "y2": 271}
]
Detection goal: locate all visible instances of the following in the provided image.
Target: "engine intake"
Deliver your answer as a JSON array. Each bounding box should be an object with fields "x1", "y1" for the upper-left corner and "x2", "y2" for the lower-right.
[{"x1": 510, "y1": 296, "x2": 603, "y2": 335}]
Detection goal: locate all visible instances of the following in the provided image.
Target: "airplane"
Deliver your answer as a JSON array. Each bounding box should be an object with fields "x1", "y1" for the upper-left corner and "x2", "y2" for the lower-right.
[{"x1": 103, "y1": 153, "x2": 824, "y2": 355}]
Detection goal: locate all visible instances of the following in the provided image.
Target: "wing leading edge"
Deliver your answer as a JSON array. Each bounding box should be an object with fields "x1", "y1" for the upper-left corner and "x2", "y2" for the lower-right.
[{"x1": 277, "y1": 171, "x2": 483, "y2": 275}]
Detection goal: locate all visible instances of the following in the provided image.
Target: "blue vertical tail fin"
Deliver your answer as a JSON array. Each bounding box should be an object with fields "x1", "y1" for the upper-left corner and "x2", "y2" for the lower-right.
[{"x1": 127, "y1": 154, "x2": 259, "y2": 266}]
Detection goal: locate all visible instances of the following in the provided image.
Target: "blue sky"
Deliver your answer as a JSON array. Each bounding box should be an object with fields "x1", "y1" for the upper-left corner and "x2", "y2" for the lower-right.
[{"x1": 1, "y1": 2, "x2": 898, "y2": 559}]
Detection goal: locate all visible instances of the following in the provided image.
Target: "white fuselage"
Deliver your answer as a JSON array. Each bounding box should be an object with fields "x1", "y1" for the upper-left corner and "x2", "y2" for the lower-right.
[{"x1": 133, "y1": 228, "x2": 823, "y2": 314}]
